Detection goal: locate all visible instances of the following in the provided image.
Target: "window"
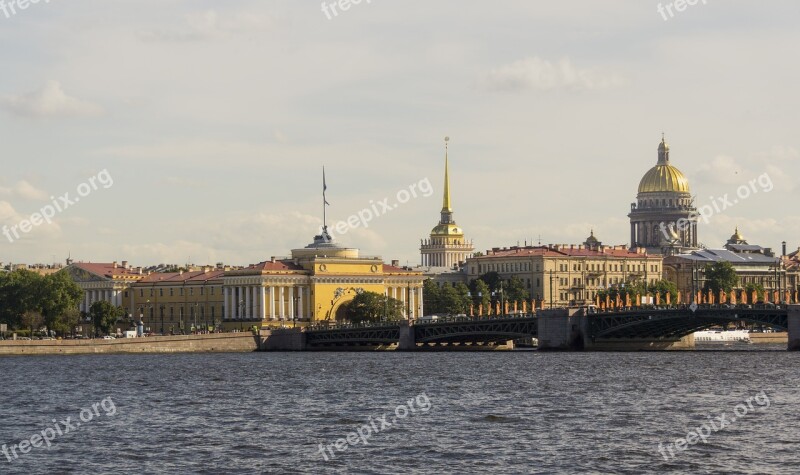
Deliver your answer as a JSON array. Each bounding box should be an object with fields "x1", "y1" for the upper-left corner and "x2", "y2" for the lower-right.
[
  {"x1": 139, "y1": 289, "x2": 143, "y2": 297},
  {"x1": 159, "y1": 289, "x2": 163, "y2": 297},
  {"x1": 200, "y1": 288, "x2": 204, "y2": 296},
  {"x1": 170, "y1": 288, "x2": 174, "y2": 297},
  {"x1": 149, "y1": 289, "x2": 154, "y2": 297},
  {"x1": 180, "y1": 288, "x2": 184, "y2": 296},
  {"x1": 211, "y1": 287, "x2": 215, "y2": 296}
]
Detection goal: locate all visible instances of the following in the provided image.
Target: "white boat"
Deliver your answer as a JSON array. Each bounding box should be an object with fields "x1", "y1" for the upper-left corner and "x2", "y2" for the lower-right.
[{"x1": 693, "y1": 329, "x2": 751, "y2": 343}]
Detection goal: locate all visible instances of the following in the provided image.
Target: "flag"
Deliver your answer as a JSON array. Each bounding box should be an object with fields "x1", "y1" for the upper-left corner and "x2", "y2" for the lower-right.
[{"x1": 323, "y1": 167, "x2": 330, "y2": 206}]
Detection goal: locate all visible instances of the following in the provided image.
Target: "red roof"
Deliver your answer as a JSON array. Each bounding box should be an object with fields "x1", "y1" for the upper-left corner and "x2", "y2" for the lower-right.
[
  {"x1": 474, "y1": 245, "x2": 656, "y2": 259},
  {"x1": 247, "y1": 260, "x2": 305, "y2": 272},
  {"x1": 138, "y1": 270, "x2": 225, "y2": 284},
  {"x1": 72, "y1": 262, "x2": 145, "y2": 279}
]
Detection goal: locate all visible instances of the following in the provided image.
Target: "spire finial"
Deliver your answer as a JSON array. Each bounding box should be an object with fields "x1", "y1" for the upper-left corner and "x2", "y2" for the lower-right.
[{"x1": 442, "y1": 136, "x2": 452, "y2": 212}]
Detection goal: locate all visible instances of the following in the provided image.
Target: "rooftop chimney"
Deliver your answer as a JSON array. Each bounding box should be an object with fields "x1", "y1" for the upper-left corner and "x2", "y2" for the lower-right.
[
  {"x1": 391, "y1": 259, "x2": 399, "y2": 267},
  {"x1": 121, "y1": 260, "x2": 129, "y2": 269}
]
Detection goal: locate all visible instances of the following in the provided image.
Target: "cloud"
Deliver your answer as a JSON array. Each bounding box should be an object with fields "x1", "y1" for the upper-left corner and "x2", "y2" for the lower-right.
[
  {"x1": 483, "y1": 57, "x2": 626, "y2": 92},
  {"x1": 138, "y1": 10, "x2": 273, "y2": 42},
  {"x1": 1, "y1": 81, "x2": 103, "y2": 118},
  {"x1": 0, "y1": 180, "x2": 48, "y2": 200},
  {"x1": 0, "y1": 201, "x2": 62, "y2": 242}
]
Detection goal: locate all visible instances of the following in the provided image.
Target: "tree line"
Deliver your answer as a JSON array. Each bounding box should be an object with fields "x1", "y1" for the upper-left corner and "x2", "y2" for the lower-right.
[{"x1": 0, "y1": 269, "x2": 126, "y2": 337}]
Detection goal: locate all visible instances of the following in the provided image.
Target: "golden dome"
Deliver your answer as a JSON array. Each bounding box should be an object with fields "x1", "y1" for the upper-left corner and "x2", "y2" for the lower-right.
[
  {"x1": 638, "y1": 164, "x2": 690, "y2": 193},
  {"x1": 637, "y1": 135, "x2": 690, "y2": 194}
]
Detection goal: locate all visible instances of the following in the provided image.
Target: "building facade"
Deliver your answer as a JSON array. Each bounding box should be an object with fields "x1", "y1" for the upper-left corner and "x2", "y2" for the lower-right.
[
  {"x1": 465, "y1": 233, "x2": 663, "y2": 308},
  {"x1": 629, "y1": 136, "x2": 698, "y2": 254},
  {"x1": 663, "y1": 229, "x2": 788, "y2": 301},
  {"x1": 66, "y1": 232, "x2": 426, "y2": 333},
  {"x1": 420, "y1": 138, "x2": 474, "y2": 269}
]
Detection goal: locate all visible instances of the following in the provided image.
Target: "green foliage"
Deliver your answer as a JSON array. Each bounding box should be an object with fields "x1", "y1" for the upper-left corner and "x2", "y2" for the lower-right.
[
  {"x1": 648, "y1": 279, "x2": 678, "y2": 303},
  {"x1": 0, "y1": 269, "x2": 84, "y2": 334},
  {"x1": 469, "y1": 279, "x2": 491, "y2": 311},
  {"x1": 744, "y1": 282, "x2": 765, "y2": 301},
  {"x1": 422, "y1": 280, "x2": 472, "y2": 315},
  {"x1": 90, "y1": 301, "x2": 121, "y2": 336},
  {"x1": 478, "y1": 272, "x2": 502, "y2": 292},
  {"x1": 342, "y1": 291, "x2": 404, "y2": 324},
  {"x1": 505, "y1": 276, "x2": 530, "y2": 305},
  {"x1": 704, "y1": 261, "x2": 738, "y2": 295}
]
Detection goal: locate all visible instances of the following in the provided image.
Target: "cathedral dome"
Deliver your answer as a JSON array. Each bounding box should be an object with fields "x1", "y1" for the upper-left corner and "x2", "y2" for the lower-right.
[
  {"x1": 637, "y1": 135, "x2": 690, "y2": 194},
  {"x1": 638, "y1": 164, "x2": 690, "y2": 193}
]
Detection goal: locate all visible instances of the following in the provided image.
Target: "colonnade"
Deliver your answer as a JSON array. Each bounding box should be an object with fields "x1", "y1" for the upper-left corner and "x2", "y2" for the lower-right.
[
  {"x1": 224, "y1": 284, "x2": 307, "y2": 321},
  {"x1": 81, "y1": 288, "x2": 123, "y2": 313}
]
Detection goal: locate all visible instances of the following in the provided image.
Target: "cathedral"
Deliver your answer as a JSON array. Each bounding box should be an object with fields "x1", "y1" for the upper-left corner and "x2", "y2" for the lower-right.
[{"x1": 629, "y1": 135, "x2": 699, "y2": 255}]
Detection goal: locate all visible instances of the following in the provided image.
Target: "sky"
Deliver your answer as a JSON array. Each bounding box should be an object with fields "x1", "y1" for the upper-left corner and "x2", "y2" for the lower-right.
[{"x1": 1, "y1": 0, "x2": 798, "y2": 267}]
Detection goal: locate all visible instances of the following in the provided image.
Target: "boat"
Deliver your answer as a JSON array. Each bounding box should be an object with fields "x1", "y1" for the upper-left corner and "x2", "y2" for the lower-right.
[{"x1": 693, "y1": 329, "x2": 751, "y2": 343}]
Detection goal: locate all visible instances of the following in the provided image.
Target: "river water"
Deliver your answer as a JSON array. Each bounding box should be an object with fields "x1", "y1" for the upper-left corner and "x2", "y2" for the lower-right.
[{"x1": 1, "y1": 346, "x2": 799, "y2": 474}]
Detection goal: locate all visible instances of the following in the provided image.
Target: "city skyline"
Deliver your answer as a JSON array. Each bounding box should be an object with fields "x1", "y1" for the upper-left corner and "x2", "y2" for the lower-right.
[{"x1": 1, "y1": 1, "x2": 798, "y2": 266}]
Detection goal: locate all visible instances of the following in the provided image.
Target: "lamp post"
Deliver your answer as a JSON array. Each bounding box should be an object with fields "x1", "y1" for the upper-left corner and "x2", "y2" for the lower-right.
[{"x1": 549, "y1": 269, "x2": 554, "y2": 309}]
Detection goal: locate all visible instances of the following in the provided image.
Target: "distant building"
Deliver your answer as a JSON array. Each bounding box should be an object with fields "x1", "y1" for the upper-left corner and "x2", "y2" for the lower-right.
[
  {"x1": 663, "y1": 228, "x2": 787, "y2": 300},
  {"x1": 784, "y1": 245, "x2": 800, "y2": 296},
  {"x1": 419, "y1": 138, "x2": 474, "y2": 269},
  {"x1": 465, "y1": 232, "x2": 663, "y2": 307},
  {"x1": 629, "y1": 135, "x2": 699, "y2": 254}
]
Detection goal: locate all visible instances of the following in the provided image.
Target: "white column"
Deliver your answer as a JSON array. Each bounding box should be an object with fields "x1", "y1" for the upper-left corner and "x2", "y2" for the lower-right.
[
  {"x1": 245, "y1": 285, "x2": 251, "y2": 320},
  {"x1": 260, "y1": 286, "x2": 266, "y2": 320},
  {"x1": 84, "y1": 292, "x2": 90, "y2": 312},
  {"x1": 270, "y1": 286, "x2": 276, "y2": 320},
  {"x1": 223, "y1": 287, "x2": 229, "y2": 319},
  {"x1": 410, "y1": 288, "x2": 415, "y2": 319},
  {"x1": 419, "y1": 286, "x2": 424, "y2": 317},
  {"x1": 289, "y1": 287, "x2": 295, "y2": 320},
  {"x1": 279, "y1": 286, "x2": 285, "y2": 320},
  {"x1": 298, "y1": 287, "x2": 304, "y2": 320}
]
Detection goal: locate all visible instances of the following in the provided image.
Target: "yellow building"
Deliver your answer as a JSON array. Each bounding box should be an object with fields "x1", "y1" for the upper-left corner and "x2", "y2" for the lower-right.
[
  {"x1": 117, "y1": 230, "x2": 425, "y2": 332},
  {"x1": 466, "y1": 232, "x2": 663, "y2": 307}
]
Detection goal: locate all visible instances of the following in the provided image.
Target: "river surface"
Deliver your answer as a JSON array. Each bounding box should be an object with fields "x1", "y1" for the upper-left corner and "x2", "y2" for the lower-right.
[{"x1": 1, "y1": 345, "x2": 799, "y2": 474}]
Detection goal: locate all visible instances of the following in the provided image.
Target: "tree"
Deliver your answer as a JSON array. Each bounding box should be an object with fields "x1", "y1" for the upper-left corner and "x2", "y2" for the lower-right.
[
  {"x1": 20, "y1": 310, "x2": 44, "y2": 337},
  {"x1": 505, "y1": 276, "x2": 530, "y2": 307},
  {"x1": 478, "y1": 272, "x2": 502, "y2": 292},
  {"x1": 40, "y1": 272, "x2": 84, "y2": 334},
  {"x1": 0, "y1": 269, "x2": 42, "y2": 329},
  {"x1": 648, "y1": 279, "x2": 678, "y2": 303},
  {"x1": 439, "y1": 284, "x2": 469, "y2": 315},
  {"x1": 422, "y1": 280, "x2": 442, "y2": 315},
  {"x1": 90, "y1": 301, "x2": 121, "y2": 336},
  {"x1": 469, "y1": 279, "x2": 491, "y2": 312},
  {"x1": 704, "y1": 261, "x2": 738, "y2": 297},
  {"x1": 343, "y1": 291, "x2": 404, "y2": 324},
  {"x1": 744, "y1": 282, "x2": 765, "y2": 301}
]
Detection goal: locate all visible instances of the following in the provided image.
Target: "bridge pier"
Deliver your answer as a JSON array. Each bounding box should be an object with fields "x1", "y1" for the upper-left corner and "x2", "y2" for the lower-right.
[
  {"x1": 788, "y1": 305, "x2": 800, "y2": 351},
  {"x1": 537, "y1": 308, "x2": 588, "y2": 351},
  {"x1": 398, "y1": 321, "x2": 416, "y2": 351},
  {"x1": 260, "y1": 328, "x2": 306, "y2": 351}
]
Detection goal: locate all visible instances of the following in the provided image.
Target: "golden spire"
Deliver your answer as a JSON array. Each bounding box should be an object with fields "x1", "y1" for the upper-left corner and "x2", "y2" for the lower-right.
[{"x1": 442, "y1": 136, "x2": 452, "y2": 212}]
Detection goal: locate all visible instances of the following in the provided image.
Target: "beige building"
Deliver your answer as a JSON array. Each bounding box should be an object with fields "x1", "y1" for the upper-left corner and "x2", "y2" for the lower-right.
[
  {"x1": 664, "y1": 228, "x2": 788, "y2": 302},
  {"x1": 465, "y1": 232, "x2": 663, "y2": 307}
]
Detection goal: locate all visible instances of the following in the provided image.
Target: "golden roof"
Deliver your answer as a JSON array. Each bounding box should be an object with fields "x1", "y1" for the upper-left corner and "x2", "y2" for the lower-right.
[
  {"x1": 431, "y1": 223, "x2": 463, "y2": 236},
  {"x1": 638, "y1": 164, "x2": 690, "y2": 193},
  {"x1": 637, "y1": 135, "x2": 690, "y2": 194}
]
